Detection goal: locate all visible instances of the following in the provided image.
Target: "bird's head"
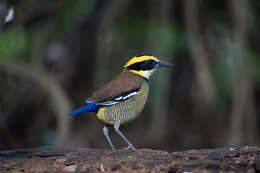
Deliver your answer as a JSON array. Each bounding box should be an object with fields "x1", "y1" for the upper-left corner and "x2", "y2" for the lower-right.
[{"x1": 124, "y1": 53, "x2": 173, "y2": 79}]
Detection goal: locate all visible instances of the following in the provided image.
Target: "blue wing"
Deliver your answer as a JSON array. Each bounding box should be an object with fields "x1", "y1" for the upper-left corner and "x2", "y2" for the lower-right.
[{"x1": 69, "y1": 103, "x2": 100, "y2": 116}]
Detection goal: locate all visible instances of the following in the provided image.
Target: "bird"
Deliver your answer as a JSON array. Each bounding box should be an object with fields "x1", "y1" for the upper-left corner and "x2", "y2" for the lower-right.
[{"x1": 69, "y1": 53, "x2": 173, "y2": 150}]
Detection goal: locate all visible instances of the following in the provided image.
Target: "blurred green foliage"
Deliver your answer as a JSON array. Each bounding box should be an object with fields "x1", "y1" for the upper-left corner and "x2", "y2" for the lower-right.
[
  {"x1": 0, "y1": 27, "x2": 28, "y2": 61},
  {"x1": 59, "y1": 0, "x2": 96, "y2": 30}
]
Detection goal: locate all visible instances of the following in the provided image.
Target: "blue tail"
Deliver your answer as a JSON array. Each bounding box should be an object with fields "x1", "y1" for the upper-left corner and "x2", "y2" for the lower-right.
[{"x1": 69, "y1": 103, "x2": 100, "y2": 116}]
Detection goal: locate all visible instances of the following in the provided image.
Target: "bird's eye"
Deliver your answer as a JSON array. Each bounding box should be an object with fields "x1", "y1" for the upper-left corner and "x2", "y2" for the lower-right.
[
  {"x1": 146, "y1": 60, "x2": 152, "y2": 65},
  {"x1": 146, "y1": 60, "x2": 155, "y2": 66}
]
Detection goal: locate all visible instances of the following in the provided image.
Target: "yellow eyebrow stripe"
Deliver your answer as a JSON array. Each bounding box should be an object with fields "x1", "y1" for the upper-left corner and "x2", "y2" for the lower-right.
[{"x1": 124, "y1": 56, "x2": 157, "y2": 68}]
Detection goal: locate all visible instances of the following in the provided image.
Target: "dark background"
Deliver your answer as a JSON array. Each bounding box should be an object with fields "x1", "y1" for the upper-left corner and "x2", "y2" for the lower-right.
[{"x1": 0, "y1": 0, "x2": 259, "y2": 152}]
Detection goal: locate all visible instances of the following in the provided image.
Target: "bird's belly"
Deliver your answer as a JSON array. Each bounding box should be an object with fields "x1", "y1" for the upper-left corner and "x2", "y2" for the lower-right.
[{"x1": 96, "y1": 84, "x2": 149, "y2": 126}]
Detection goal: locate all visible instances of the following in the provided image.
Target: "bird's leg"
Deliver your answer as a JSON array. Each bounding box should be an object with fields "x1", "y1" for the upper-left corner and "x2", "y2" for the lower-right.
[
  {"x1": 103, "y1": 126, "x2": 115, "y2": 151},
  {"x1": 114, "y1": 122, "x2": 135, "y2": 150}
]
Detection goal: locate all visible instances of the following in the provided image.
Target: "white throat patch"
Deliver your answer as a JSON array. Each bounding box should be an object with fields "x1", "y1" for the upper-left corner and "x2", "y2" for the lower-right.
[{"x1": 140, "y1": 69, "x2": 155, "y2": 79}]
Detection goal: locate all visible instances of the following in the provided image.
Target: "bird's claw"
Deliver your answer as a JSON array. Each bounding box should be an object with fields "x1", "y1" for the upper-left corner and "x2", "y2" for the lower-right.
[{"x1": 123, "y1": 145, "x2": 136, "y2": 151}]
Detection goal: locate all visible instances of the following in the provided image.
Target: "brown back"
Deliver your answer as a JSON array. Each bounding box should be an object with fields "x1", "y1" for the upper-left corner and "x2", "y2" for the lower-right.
[{"x1": 89, "y1": 69, "x2": 143, "y2": 102}]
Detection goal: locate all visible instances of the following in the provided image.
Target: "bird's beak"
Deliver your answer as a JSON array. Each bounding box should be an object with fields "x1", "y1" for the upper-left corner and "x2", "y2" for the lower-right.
[{"x1": 155, "y1": 60, "x2": 173, "y2": 68}]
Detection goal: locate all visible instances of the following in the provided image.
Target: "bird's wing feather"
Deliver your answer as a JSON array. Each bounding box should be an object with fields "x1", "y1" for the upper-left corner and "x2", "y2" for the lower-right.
[
  {"x1": 89, "y1": 89, "x2": 140, "y2": 106},
  {"x1": 86, "y1": 69, "x2": 143, "y2": 105}
]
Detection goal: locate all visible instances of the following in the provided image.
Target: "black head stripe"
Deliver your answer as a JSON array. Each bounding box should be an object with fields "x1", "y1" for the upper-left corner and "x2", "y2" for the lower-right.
[
  {"x1": 127, "y1": 60, "x2": 157, "y2": 71},
  {"x1": 135, "y1": 52, "x2": 153, "y2": 57}
]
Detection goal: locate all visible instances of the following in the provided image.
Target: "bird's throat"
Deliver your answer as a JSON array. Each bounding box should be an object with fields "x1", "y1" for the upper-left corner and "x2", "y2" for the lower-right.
[{"x1": 129, "y1": 69, "x2": 154, "y2": 79}]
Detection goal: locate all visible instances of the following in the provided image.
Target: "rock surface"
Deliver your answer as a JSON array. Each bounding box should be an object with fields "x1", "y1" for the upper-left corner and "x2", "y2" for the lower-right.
[{"x1": 0, "y1": 145, "x2": 259, "y2": 173}]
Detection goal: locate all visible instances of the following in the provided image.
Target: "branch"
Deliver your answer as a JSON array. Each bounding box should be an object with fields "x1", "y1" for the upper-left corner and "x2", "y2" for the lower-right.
[
  {"x1": 93, "y1": 0, "x2": 131, "y2": 86},
  {"x1": 228, "y1": 0, "x2": 257, "y2": 145},
  {"x1": 0, "y1": 62, "x2": 72, "y2": 147},
  {"x1": 184, "y1": 0, "x2": 215, "y2": 106},
  {"x1": 146, "y1": 0, "x2": 174, "y2": 140},
  {"x1": 0, "y1": 145, "x2": 259, "y2": 172}
]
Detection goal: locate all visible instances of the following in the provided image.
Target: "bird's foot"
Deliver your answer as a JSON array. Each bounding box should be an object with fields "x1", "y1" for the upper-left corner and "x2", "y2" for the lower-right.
[{"x1": 122, "y1": 145, "x2": 136, "y2": 151}]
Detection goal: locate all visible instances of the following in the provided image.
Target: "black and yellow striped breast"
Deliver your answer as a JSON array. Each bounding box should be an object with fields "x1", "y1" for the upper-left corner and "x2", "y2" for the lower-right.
[{"x1": 96, "y1": 79, "x2": 149, "y2": 126}]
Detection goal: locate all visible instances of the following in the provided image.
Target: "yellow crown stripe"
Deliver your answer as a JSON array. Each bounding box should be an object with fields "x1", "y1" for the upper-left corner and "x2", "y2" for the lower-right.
[
  {"x1": 129, "y1": 70, "x2": 144, "y2": 77},
  {"x1": 124, "y1": 56, "x2": 157, "y2": 68}
]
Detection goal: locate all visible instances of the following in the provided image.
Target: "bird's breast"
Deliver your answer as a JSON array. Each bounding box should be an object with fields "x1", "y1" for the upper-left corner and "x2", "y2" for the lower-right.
[{"x1": 96, "y1": 79, "x2": 149, "y2": 126}]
